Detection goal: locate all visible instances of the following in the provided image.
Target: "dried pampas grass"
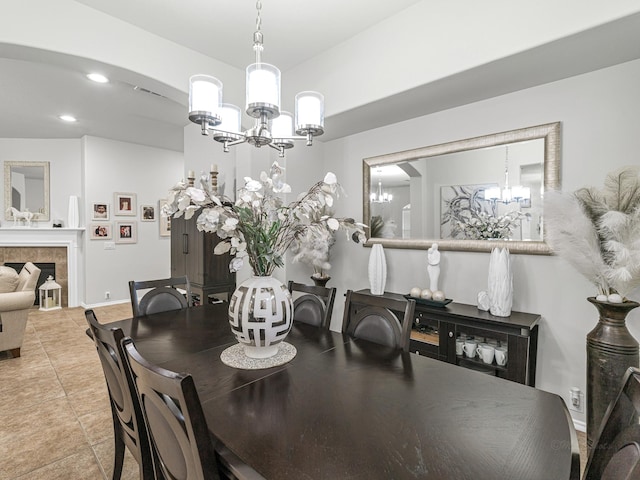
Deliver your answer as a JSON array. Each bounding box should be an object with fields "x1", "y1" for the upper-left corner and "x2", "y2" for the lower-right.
[{"x1": 544, "y1": 166, "x2": 640, "y2": 299}]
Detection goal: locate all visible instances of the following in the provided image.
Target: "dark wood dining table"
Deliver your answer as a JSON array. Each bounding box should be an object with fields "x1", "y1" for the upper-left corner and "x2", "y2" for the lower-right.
[{"x1": 108, "y1": 303, "x2": 580, "y2": 480}]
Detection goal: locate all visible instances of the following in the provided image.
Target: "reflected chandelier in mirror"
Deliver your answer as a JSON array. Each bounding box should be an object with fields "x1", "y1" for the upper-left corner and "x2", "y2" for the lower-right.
[
  {"x1": 363, "y1": 122, "x2": 560, "y2": 254},
  {"x1": 4, "y1": 161, "x2": 50, "y2": 222}
]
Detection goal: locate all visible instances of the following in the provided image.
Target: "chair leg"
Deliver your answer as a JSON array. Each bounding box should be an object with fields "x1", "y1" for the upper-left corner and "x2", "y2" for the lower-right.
[
  {"x1": 9, "y1": 347, "x2": 20, "y2": 358},
  {"x1": 111, "y1": 409, "x2": 125, "y2": 480}
]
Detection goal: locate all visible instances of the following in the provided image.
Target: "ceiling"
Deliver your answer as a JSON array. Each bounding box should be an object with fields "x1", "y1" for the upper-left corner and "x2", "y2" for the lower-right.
[{"x1": 2, "y1": 2, "x2": 640, "y2": 153}]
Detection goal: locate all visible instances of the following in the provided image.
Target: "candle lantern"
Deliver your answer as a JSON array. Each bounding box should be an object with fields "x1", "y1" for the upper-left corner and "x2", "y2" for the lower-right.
[{"x1": 39, "y1": 275, "x2": 62, "y2": 311}]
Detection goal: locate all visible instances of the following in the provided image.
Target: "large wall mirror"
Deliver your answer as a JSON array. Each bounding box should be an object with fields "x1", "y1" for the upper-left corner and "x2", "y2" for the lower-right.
[
  {"x1": 4, "y1": 161, "x2": 50, "y2": 222},
  {"x1": 363, "y1": 122, "x2": 560, "y2": 254}
]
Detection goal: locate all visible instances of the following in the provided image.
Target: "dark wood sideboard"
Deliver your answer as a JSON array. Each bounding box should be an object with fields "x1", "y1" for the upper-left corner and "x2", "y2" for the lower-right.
[
  {"x1": 355, "y1": 289, "x2": 540, "y2": 386},
  {"x1": 170, "y1": 216, "x2": 235, "y2": 304}
]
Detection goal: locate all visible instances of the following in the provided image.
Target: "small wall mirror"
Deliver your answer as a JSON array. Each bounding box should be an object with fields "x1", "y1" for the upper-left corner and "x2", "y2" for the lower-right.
[
  {"x1": 363, "y1": 122, "x2": 560, "y2": 254},
  {"x1": 4, "y1": 161, "x2": 50, "y2": 222}
]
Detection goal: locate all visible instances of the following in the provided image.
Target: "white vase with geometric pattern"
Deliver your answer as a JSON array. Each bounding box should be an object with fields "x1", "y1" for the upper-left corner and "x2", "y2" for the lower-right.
[{"x1": 228, "y1": 275, "x2": 293, "y2": 359}]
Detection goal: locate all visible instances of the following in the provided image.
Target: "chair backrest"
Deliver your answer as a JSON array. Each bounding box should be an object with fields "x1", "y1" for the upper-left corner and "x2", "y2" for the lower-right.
[
  {"x1": 122, "y1": 337, "x2": 219, "y2": 480},
  {"x1": 84, "y1": 309, "x2": 153, "y2": 479},
  {"x1": 129, "y1": 276, "x2": 192, "y2": 317},
  {"x1": 288, "y1": 281, "x2": 337, "y2": 329},
  {"x1": 584, "y1": 367, "x2": 640, "y2": 480},
  {"x1": 342, "y1": 290, "x2": 415, "y2": 352}
]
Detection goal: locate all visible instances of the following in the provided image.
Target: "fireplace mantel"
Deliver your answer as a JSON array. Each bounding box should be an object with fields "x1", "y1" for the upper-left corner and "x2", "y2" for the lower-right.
[{"x1": 0, "y1": 228, "x2": 85, "y2": 306}]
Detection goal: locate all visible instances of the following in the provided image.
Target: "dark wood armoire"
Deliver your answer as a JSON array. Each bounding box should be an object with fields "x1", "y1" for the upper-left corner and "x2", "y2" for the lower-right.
[{"x1": 170, "y1": 216, "x2": 236, "y2": 304}]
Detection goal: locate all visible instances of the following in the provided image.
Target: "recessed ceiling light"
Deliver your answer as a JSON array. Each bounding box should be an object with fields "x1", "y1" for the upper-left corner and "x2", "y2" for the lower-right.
[
  {"x1": 87, "y1": 73, "x2": 109, "y2": 83},
  {"x1": 59, "y1": 115, "x2": 77, "y2": 122}
]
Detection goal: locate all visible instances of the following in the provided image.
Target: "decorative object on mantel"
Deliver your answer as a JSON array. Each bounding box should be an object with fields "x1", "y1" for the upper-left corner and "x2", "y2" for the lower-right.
[
  {"x1": 544, "y1": 165, "x2": 640, "y2": 449},
  {"x1": 368, "y1": 243, "x2": 387, "y2": 295},
  {"x1": 7, "y1": 207, "x2": 36, "y2": 227},
  {"x1": 52, "y1": 219, "x2": 63, "y2": 228},
  {"x1": 163, "y1": 162, "x2": 365, "y2": 361},
  {"x1": 67, "y1": 195, "x2": 79, "y2": 228},
  {"x1": 38, "y1": 275, "x2": 62, "y2": 311},
  {"x1": 487, "y1": 247, "x2": 513, "y2": 317}
]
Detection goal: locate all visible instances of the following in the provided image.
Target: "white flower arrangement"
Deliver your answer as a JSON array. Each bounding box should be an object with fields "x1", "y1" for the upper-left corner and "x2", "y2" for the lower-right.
[
  {"x1": 456, "y1": 210, "x2": 527, "y2": 240},
  {"x1": 290, "y1": 205, "x2": 336, "y2": 279},
  {"x1": 544, "y1": 166, "x2": 640, "y2": 301},
  {"x1": 163, "y1": 162, "x2": 366, "y2": 276}
]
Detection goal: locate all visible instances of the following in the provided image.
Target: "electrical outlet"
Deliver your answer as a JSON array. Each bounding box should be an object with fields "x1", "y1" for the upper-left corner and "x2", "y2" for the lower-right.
[
  {"x1": 104, "y1": 242, "x2": 115, "y2": 250},
  {"x1": 105, "y1": 291, "x2": 110, "y2": 300},
  {"x1": 569, "y1": 387, "x2": 584, "y2": 413}
]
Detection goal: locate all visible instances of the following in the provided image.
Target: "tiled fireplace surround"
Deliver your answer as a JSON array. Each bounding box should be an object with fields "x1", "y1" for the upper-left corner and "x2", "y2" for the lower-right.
[{"x1": 0, "y1": 228, "x2": 83, "y2": 307}]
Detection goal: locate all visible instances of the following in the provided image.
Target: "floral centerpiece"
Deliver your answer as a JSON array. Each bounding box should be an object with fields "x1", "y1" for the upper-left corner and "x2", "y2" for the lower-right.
[
  {"x1": 162, "y1": 161, "x2": 365, "y2": 359},
  {"x1": 163, "y1": 162, "x2": 365, "y2": 275},
  {"x1": 456, "y1": 210, "x2": 528, "y2": 240}
]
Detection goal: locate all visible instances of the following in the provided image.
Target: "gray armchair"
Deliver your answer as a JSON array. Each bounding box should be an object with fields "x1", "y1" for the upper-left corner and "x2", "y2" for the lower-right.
[{"x1": 0, "y1": 262, "x2": 41, "y2": 358}]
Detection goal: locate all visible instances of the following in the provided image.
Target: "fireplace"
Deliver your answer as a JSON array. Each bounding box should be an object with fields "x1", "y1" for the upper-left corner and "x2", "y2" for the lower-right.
[
  {"x1": 4, "y1": 262, "x2": 55, "y2": 306},
  {"x1": 0, "y1": 228, "x2": 83, "y2": 307}
]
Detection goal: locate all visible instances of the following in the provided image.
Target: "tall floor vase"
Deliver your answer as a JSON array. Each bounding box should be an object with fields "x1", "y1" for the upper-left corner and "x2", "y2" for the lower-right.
[
  {"x1": 586, "y1": 297, "x2": 640, "y2": 450},
  {"x1": 228, "y1": 275, "x2": 293, "y2": 359}
]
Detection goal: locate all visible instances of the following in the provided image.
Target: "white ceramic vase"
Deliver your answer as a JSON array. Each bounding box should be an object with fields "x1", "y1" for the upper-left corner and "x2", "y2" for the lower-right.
[
  {"x1": 228, "y1": 275, "x2": 293, "y2": 359},
  {"x1": 67, "y1": 195, "x2": 79, "y2": 228},
  {"x1": 487, "y1": 247, "x2": 512, "y2": 317},
  {"x1": 368, "y1": 243, "x2": 387, "y2": 295}
]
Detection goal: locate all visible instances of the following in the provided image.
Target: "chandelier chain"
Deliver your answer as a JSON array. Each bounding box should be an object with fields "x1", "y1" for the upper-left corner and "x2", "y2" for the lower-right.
[{"x1": 255, "y1": 0, "x2": 262, "y2": 32}]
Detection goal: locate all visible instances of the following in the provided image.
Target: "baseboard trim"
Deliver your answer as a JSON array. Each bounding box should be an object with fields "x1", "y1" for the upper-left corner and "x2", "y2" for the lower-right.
[
  {"x1": 80, "y1": 299, "x2": 130, "y2": 309},
  {"x1": 573, "y1": 418, "x2": 586, "y2": 432}
]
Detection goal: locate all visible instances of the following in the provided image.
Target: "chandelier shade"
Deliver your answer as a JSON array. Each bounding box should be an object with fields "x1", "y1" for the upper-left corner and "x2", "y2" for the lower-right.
[
  {"x1": 188, "y1": 75, "x2": 222, "y2": 126},
  {"x1": 187, "y1": 1, "x2": 324, "y2": 157}
]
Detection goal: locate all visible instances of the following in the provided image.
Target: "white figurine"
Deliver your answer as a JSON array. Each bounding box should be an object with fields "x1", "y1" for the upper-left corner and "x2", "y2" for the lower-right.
[{"x1": 427, "y1": 243, "x2": 441, "y2": 292}]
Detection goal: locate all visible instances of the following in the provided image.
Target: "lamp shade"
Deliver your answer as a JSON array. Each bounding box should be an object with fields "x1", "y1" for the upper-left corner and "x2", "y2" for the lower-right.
[
  {"x1": 295, "y1": 91, "x2": 324, "y2": 135},
  {"x1": 246, "y1": 63, "x2": 280, "y2": 118},
  {"x1": 217, "y1": 104, "x2": 242, "y2": 133},
  {"x1": 271, "y1": 111, "x2": 294, "y2": 139},
  {"x1": 484, "y1": 187, "x2": 501, "y2": 201},
  {"x1": 189, "y1": 74, "x2": 222, "y2": 125}
]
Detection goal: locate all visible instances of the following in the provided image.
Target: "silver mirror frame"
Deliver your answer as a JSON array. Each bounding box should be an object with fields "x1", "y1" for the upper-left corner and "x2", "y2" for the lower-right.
[
  {"x1": 4, "y1": 161, "x2": 51, "y2": 222},
  {"x1": 363, "y1": 122, "x2": 561, "y2": 255}
]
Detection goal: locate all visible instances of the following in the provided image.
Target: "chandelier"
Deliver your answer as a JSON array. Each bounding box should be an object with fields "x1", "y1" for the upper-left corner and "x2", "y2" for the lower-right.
[
  {"x1": 484, "y1": 146, "x2": 530, "y2": 204},
  {"x1": 188, "y1": 1, "x2": 324, "y2": 158},
  {"x1": 370, "y1": 171, "x2": 393, "y2": 203}
]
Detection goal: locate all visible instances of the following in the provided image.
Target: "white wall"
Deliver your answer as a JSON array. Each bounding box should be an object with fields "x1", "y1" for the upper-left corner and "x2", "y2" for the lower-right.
[
  {"x1": 321, "y1": 58, "x2": 640, "y2": 426},
  {"x1": 82, "y1": 136, "x2": 183, "y2": 305}
]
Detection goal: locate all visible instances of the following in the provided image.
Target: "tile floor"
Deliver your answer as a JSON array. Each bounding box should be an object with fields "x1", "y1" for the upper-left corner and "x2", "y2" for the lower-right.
[
  {"x1": 1, "y1": 303, "x2": 588, "y2": 479},
  {"x1": 0, "y1": 303, "x2": 140, "y2": 480}
]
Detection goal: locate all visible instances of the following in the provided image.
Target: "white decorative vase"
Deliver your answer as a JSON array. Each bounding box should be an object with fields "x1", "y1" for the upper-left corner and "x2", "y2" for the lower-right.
[
  {"x1": 487, "y1": 247, "x2": 512, "y2": 317},
  {"x1": 228, "y1": 275, "x2": 293, "y2": 359},
  {"x1": 368, "y1": 243, "x2": 387, "y2": 295},
  {"x1": 67, "y1": 195, "x2": 79, "y2": 228}
]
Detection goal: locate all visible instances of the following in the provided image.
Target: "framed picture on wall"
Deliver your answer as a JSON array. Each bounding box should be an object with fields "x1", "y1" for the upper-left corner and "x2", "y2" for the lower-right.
[
  {"x1": 141, "y1": 205, "x2": 155, "y2": 221},
  {"x1": 116, "y1": 221, "x2": 137, "y2": 244},
  {"x1": 91, "y1": 202, "x2": 110, "y2": 221},
  {"x1": 114, "y1": 192, "x2": 136, "y2": 216},
  {"x1": 89, "y1": 223, "x2": 112, "y2": 240},
  {"x1": 159, "y1": 199, "x2": 171, "y2": 237}
]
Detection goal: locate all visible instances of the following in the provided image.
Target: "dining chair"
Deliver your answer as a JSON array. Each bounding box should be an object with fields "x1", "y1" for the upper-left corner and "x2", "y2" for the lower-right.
[
  {"x1": 84, "y1": 309, "x2": 154, "y2": 480},
  {"x1": 342, "y1": 290, "x2": 415, "y2": 352},
  {"x1": 288, "y1": 281, "x2": 337, "y2": 329},
  {"x1": 128, "y1": 275, "x2": 192, "y2": 317},
  {"x1": 122, "y1": 337, "x2": 266, "y2": 480},
  {"x1": 583, "y1": 366, "x2": 640, "y2": 480}
]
